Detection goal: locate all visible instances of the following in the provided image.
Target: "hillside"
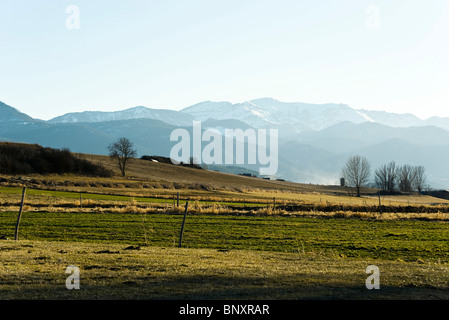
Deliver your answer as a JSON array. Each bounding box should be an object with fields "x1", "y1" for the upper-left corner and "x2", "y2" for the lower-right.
[
  {"x1": 76, "y1": 152, "x2": 371, "y2": 195},
  {"x1": 0, "y1": 142, "x2": 112, "y2": 177},
  {"x1": 0, "y1": 141, "x2": 356, "y2": 195}
]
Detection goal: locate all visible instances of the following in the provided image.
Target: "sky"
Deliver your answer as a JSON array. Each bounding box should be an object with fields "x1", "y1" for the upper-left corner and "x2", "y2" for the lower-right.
[{"x1": 0, "y1": 0, "x2": 448, "y2": 120}]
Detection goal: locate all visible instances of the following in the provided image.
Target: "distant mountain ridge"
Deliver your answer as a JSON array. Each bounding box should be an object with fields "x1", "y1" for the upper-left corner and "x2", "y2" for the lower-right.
[
  {"x1": 48, "y1": 106, "x2": 194, "y2": 127},
  {"x1": 0, "y1": 101, "x2": 39, "y2": 124},
  {"x1": 1, "y1": 98, "x2": 449, "y2": 188},
  {"x1": 46, "y1": 97, "x2": 449, "y2": 133},
  {"x1": 180, "y1": 98, "x2": 448, "y2": 133}
]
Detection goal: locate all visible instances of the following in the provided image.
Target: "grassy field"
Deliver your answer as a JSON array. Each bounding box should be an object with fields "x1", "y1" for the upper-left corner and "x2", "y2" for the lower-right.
[
  {"x1": 1, "y1": 241, "x2": 448, "y2": 300},
  {"x1": 1, "y1": 212, "x2": 448, "y2": 262},
  {"x1": 1, "y1": 153, "x2": 449, "y2": 300},
  {"x1": 0, "y1": 211, "x2": 448, "y2": 299}
]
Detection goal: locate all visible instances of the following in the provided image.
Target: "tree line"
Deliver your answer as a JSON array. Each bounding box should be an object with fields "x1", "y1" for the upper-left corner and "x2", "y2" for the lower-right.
[
  {"x1": 0, "y1": 142, "x2": 113, "y2": 177},
  {"x1": 341, "y1": 155, "x2": 428, "y2": 197}
]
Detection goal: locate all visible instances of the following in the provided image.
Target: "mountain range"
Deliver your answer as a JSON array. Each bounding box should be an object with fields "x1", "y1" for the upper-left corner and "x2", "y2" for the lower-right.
[{"x1": 1, "y1": 98, "x2": 449, "y2": 189}]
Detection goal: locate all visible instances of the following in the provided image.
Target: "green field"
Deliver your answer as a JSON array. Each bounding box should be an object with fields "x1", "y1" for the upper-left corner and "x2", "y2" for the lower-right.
[
  {"x1": 1, "y1": 153, "x2": 449, "y2": 300},
  {"x1": 1, "y1": 211, "x2": 449, "y2": 300},
  {"x1": 1, "y1": 212, "x2": 448, "y2": 263}
]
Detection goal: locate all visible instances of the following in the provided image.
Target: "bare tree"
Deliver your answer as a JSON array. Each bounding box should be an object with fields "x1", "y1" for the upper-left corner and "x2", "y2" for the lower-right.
[
  {"x1": 398, "y1": 164, "x2": 415, "y2": 192},
  {"x1": 412, "y1": 165, "x2": 426, "y2": 193},
  {"x1": 342, "y1": 155, "x2": 371, "y2": 197},
  {"x1": 108, "y1": 137, "x2": 137, "y2": 177},
  {"x1": 374, "y1": 161, "x2": 397, "y2": 193}
]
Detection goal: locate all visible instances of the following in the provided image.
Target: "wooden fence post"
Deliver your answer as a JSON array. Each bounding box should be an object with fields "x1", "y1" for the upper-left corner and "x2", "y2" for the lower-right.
[
  {"x1": 14, "y1": 187, "x2": 27, "y2": 241},
  {"x1": 178, "y1": 202, "x2": 189, "y2": 248},
  {"x1": 378, "y1": 192, "x2": 383, "y2": 214},
  {"x1": 177, "y1": 192, "x2": 180, "y2": 207}
]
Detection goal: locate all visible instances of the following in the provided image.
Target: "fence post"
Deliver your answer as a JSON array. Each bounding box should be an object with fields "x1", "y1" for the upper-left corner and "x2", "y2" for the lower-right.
[
  {"x1": 14, "y1": 187, "x2": 27, "y2": 241},
  {"x1": 178, "y1": 202, "x2": 189, "y2": 248},
  {"x1": 177, "y1": 192, "x2": 180, "y2": 207},
  {"x1": 378, "y1": 192, "x2": 382, "y2": 214}
]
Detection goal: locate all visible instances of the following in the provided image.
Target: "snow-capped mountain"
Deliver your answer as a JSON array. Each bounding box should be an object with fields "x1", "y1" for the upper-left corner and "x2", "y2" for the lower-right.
[
  {"x1": 49, "y1": 106, "x2": 194, "y2": 127},
  {"x1": 180, "y1": 98, "x2": 442, "y2": 135},
  {"x1": 181, "y1": 98, "x2": 369, "y2": 133},
  {"x1": 355, "y1": 109, "x2": 423, "y2": 128},
  {"x1": 46, "y1": 98, "x2": 449, "y2": 135},
  {"x1": 181, "y1": 99, "x2": 284, "y2": 128}
]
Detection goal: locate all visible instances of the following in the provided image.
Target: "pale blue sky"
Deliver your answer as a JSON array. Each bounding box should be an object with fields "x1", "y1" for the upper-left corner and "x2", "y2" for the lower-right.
[{"x1": 0, "y1": 0, "x2": 448, "y2": 120}]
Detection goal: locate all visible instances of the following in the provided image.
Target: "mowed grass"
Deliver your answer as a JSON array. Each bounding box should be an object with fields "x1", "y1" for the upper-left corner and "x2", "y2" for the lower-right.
[{"x1": 1, "y1": 212, "x2": 448, "y2": 263}]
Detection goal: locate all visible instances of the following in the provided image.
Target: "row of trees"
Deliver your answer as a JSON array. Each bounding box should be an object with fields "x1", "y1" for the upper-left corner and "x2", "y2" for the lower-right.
[
  {"x1": 342, "y1": 155, "x2": 428, "y2": 197},
  {"x1": 374, "y1": 161, "x2": 426, "y2": 193}
]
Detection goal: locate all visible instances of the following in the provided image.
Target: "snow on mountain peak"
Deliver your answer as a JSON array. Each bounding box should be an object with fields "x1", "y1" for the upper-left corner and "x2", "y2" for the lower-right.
[
  {"x1": 355, "y1": 111, "x2": 375, "y2": 123},
  {"x1": 41, "y1": 97, "x2": 449, "y2": 136}
]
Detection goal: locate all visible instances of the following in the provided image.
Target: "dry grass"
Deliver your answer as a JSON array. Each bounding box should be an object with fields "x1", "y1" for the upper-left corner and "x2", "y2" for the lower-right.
[
  {"x1": 282, "y1": 210, "x2": 449, "y2": 221},
  {"x1": 1, "y1": 151, "x2": 448, "y2": 221},
  {"x1": 247, "y1": 190, "x2": 449, "y2": 206},
  {"x1": 1, "y1": 189, "x2": 449, "y2": 221},
  {"x1": 1, "y1": 150, "x2": 446, "y2": 209},
  {"x1": 1, "y1": 240, "x2": 448, "y2": 300},
  {"x1": 76, "y1": 153, "x2": 376, "y2": 195}
]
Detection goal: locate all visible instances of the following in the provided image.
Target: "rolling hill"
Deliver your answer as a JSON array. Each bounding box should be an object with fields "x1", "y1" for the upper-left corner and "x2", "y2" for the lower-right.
[{"x1": 1, "y1": 98, "x2": 449, "y2": 188}]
